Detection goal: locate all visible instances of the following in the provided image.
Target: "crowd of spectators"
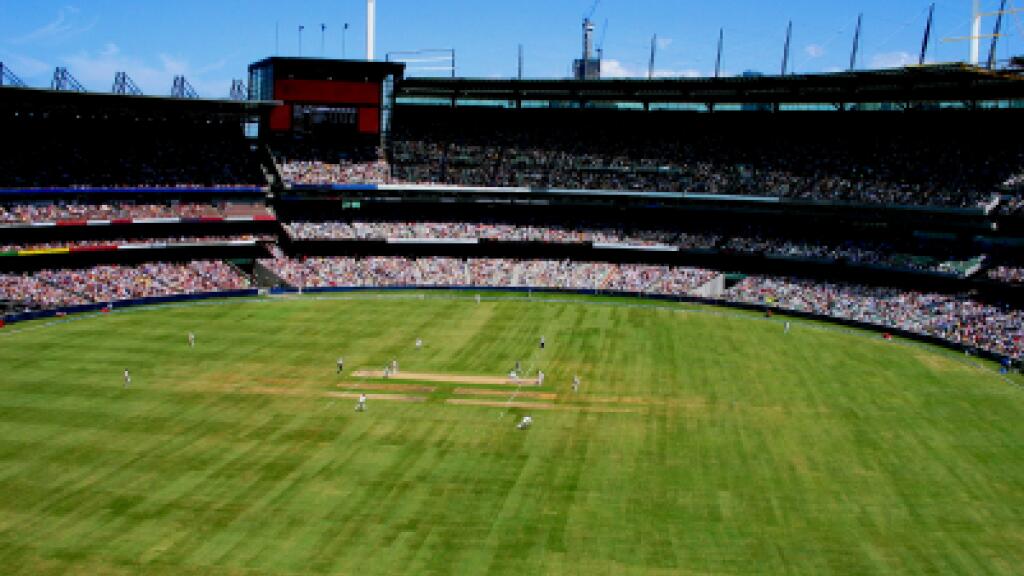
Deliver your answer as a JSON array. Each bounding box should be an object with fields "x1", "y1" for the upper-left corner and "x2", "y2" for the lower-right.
[
  {"x1": 0, "y1": 274, "x2": 85, "y2": 309},
  {"x1": 0, "y1": 118, "x2": 264, "y2": 189},
  {"x1": 0, "y1": 202, "x2": 273, "y2": 224},
  {"x1": 987, "y1": 266, "x2": 1024, "y2": 285},
  {"x1": 727, "y1": 276, "x2": 1023, "y2": 358},
  {"x1": 0, "y1": 261, "x2": 251, "y2": 311},
  {"x1": 0, "y1": 234, "x2": 276, "y2": 253},
  {"x1": 721, "y1": 236, "x2": 983, "y2": 277},
  {"x1": 283, "y1": 221, "x2": 678, "y2": 246},
  {"x1": 386, "y1": 112, "x2": 1024, "y2": 208},
  {"x1": 4, "y1": 250, "x2": 1021, "y2": 358},
  {"x1": 279, "y1": 159, "x2": 390, "y2": 186},
  {"x1": 282, "y1": 221, "x2": 980, "y2": 276},
  {"x1": 259, "y1": 256, "x2": 719, "y2": 294}
]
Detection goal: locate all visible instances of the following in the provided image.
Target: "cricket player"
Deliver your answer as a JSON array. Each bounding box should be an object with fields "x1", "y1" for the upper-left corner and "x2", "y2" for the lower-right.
[
  {"x1": 539, "y1": 336, "x2": 545, "y2": 349},
  {"x1": 123, "y1": 369, "x2": 131, "y2": 388},
  {"x1": 336, "y1": 357, "x2": 344, "y2": 374},
  {"x1": 572, "y1": 374, "x2": 580, "y2": 393},
  {"x1": 415, "y1": 338, "x2": 423, "y2": 350},
  {"x1": 391, "y1": 359, "x2": 399, "y2": 374},
  {"x1": 784, "y1": 321, "x2": 791, "y2": 334},
  {"x1": 355, "y1": 393, "x2": 367, "y2": 412},
  {"x1": 517, "y1": 415, "x2": 533, "y2": 430},
  {"x1": 188, "y1": 332, "x2": 195, "y2": 348},
  {"x1": 537, "y1": 370, "x2": 545, "y2": 386}
]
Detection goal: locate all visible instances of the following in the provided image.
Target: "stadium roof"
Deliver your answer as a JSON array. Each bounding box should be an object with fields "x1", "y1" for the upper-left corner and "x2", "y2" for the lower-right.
[
  {"x1": 396, "y1": 64, "x2": 1024, "y2": 106},
  {"x1": 0, "y1": 86, "x2": 279, "y2": 114},
  {"x1": 248, "y1": 57, "x2": 405, "y2": 81}
]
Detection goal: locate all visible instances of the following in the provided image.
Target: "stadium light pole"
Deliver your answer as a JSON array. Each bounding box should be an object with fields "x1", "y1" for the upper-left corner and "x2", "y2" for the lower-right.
[
  {"x1": 367, "y1": 0, "x2": 377, "y2": 60},
  {"x1": 970, "y1": 0, "x2": 982, "y2": 65}
]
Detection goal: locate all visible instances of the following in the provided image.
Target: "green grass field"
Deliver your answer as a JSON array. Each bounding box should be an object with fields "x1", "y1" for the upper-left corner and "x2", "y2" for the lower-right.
[{"x1": 0, "y1": 293, "x2": 1022, "y2": 575}]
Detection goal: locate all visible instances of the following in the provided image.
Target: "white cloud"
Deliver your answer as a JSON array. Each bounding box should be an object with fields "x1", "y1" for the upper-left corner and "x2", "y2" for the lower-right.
[
  {"x1": 601, "y1": 59, "x2": 701, "y2": 79},
  {"x1": 870, "y1": 51, "x2": 915, "y2": 69},
  {"x1": 0, "y1": 50, "x2": 50, "y2": 78},
  {"x1": 9, "y1": 6, "x2": 96, "y2": 46},
  {"x1": 600, "y1": 59, "x2": 633, "y2": 77},
  {"x1": 804, "y1": 44, "x2": 825, "y2": 59},
  {"x1": 158, "y1": 54, "x2": 188, "y2": 76},
  {"x1": 61, "y1": 44, "x2": 230, "y2": 97}
]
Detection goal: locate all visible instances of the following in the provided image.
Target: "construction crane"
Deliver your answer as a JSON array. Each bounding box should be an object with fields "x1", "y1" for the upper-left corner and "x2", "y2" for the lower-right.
[{"x1": 596, "y1": 18, "x2": 609, "y2": 61}]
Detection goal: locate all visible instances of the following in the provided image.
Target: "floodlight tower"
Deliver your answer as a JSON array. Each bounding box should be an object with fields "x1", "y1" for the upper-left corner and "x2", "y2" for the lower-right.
[{"x1": 367, "y1": 0, "x2": 377, "y2": 60}]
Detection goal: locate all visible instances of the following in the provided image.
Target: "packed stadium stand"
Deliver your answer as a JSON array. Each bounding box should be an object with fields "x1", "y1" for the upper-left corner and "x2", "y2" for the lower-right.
[
  {"x1": 2, "y1": 60, "x2": 1024, "y2": 363},
  {"x1": 387, "y1": 107, "x2": 1024, "y2": 208}
]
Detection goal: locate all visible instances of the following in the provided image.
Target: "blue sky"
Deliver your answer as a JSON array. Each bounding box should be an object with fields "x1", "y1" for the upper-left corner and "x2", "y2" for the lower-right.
[{"x1": 2, "y1": 0, "x2": 1022, "y2": 97}]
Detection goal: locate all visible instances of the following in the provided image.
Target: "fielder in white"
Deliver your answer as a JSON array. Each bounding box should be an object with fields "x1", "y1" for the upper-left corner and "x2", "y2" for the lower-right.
[{"x1": 355, "y1": 393, "x2": 367, "y2": 412}]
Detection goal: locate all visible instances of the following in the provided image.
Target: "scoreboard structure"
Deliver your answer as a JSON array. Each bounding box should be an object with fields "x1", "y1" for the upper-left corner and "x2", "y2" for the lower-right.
[{"x1": 248, "y1": 57, "x2": 405, "y2": 148}]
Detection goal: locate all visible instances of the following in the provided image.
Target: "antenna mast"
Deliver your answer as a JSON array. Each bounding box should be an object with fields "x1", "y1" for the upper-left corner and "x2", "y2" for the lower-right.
[
  {"x1": 781, "y1": 21, "x2": 793, "y2": 75},
  {"x1": 920, "y1": 3, "x2": 935, "y2": 65},
  {"x1": 715, "y1": 28, "x2": 724, "y2": 78},
  {"x1": 849, "y1": 13, "x2": 863, "y2": 71},
  {"x1": 649, "y1": 34, "x2": 657, "y2": 79},
  {"x1": 987, "y1": 0, "x2": 1009, "y2": 69}
]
